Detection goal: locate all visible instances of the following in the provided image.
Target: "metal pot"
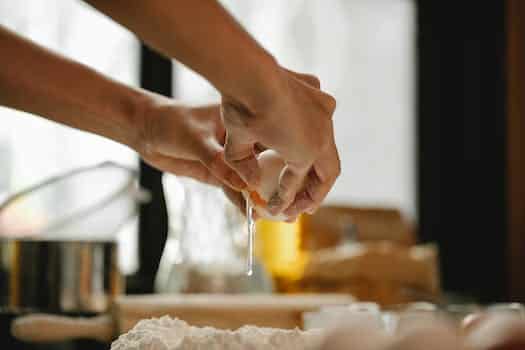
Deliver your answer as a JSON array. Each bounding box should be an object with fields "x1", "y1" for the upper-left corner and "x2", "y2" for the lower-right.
[
  {"x1": 0, "y1": 162, "x2": 148, "y2": 314},
  {"x1": 0, "y1": 239, "x2": 122, "y2": 313}
]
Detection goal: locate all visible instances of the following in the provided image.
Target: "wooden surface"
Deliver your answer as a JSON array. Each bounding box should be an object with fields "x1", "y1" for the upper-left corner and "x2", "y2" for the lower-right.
[
  {"x1": 114, "y1": 294, "x2": 355, "y2": 333},
  {"x1": 507, "y1": 0, "x2": 525, "y2": 301},
  {"x1": 12, "y1": 294, "x2": 355, "y2": 343},
  {"x1": 12, "y1": 314, "x2": 113, "y2": 343}
]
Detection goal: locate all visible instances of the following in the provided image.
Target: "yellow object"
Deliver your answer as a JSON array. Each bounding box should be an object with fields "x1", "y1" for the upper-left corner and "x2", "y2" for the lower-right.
[{"x1": 255, "y1": 215, "x2": 309, "y2": 283}]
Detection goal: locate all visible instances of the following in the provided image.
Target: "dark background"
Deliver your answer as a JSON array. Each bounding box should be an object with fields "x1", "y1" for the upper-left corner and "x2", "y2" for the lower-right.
[{"x1": 416, "y1": 1, "x2": 508, "y2": 302}]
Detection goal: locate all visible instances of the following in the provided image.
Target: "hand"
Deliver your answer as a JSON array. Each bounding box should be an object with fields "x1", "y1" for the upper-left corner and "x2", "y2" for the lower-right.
[
  {"x1": 221, "y1": 67, "x2": 340, "y2": 219},
  {"x1": 82, "y1": 0, "x2": 338, "y2": 219},
  {"x1": 138, "y1": 95, "x2": 245, "y2": 190},
  {"x1": 221, "y1": 185, "x2": 261, "y2": 219}
]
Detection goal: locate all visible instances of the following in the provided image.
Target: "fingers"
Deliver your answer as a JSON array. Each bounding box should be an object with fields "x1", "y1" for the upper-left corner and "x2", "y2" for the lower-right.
[
  {"x1": 145, "y1": 145, "x2": 248, "y2": 197},
  {"x1": 191, "y1": 104, "x2": 249, "y2": 190},
  {"x1": 263, "y1": 79, "x2": 337, "y2": 218},
  {"x1": 268, "y1": 162, "x2": 310, "y2": 215},
  {"x1": 283, "y1": 185, "x2": 315, "y2": 218},
  {"x1": 303, "y1": 145, "x2": 341, "y2": 213},
  {"x1": 221, "y1": 186, "x2": 259, "y2": 219},
  {"x1": 223, "y1": 132, "x2": 260, "y2": 188},
  {"x1": 190, "y1": 134, "x2": 247, "y2": 190},
  {"x1": 205, "y1": 148, "x2": 247, "y2": 190},
  {"x1": 283, "y1": 143, "x2": 341, "y2": 218},
  {"x1": 219, "y1": 69, "x2": 338, "y2": 221},
  {"x1": 143, "y1": 153, "x2": 222, "y2": 187},
  {"x1": 222, "y1": 186, "x2": 246, "y2": 214},
  {"x1": 221, "y1": 101, "x2": 261, "y2": 188},
  {"x1": 254, "y1": 142, "x2": 267, "y2": 154},
  {"x1": 191, "y1": 104, "x2": 226, "y2": 144}
]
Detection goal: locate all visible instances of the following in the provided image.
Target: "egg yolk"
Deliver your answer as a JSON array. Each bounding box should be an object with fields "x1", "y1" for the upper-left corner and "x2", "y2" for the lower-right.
[{"x1": 249, "y1": 191, "x2": 267, "y2": 207}]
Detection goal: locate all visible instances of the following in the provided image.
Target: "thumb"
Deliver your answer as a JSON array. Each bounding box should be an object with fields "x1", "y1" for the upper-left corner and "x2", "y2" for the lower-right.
[
  {"x1": 196, "y1": 136, "x2": 247, "y2": 190},
  {"x1": 223, "y1": 130, "x2": 261, "y2": 189}
]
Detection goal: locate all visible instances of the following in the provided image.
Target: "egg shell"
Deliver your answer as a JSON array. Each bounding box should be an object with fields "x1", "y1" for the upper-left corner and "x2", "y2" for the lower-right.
[{"x1": 250, "y1": 150, "x2": 289, "y2": 221}]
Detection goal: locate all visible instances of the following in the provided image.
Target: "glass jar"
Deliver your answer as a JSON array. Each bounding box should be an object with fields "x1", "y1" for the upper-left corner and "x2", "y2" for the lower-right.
[{"x1": 156, "y1": 175, "x2": 272, "y2": 294}]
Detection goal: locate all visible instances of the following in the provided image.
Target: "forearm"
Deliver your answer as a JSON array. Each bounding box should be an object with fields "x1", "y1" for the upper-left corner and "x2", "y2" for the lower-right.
[
  {"x1": 0, "y1": 25, "x2": 147, "y2": 151},
  {"x1": 84, "y1": 0, "x2": 280, "y2": 112}
]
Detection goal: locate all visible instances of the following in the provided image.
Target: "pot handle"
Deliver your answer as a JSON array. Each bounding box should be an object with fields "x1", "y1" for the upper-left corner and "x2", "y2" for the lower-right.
[{"x1": 11, "y1": 314, "x2": 113, "y2": 343}]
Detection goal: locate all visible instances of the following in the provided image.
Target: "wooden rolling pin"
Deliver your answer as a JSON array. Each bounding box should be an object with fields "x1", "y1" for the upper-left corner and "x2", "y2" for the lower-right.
[{"x1": 12, "y1": 293, "x2": 354, "y2": 343}]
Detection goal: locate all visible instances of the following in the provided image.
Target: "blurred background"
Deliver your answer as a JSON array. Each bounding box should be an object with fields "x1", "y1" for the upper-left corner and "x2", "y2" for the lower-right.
[{"x1": 0, "y1": 0, "x2": 523, "y2": 328}]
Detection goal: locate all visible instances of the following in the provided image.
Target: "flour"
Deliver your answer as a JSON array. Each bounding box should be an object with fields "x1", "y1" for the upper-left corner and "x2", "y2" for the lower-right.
[{"x1": 111, "y1": 316, "x2": 326, "y2": 350}]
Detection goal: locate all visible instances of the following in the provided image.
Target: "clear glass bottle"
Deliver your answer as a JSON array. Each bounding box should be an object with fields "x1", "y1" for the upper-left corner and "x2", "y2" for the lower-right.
[{"x1": 156, "y1": 175, "x2": 272, "y2": 294}]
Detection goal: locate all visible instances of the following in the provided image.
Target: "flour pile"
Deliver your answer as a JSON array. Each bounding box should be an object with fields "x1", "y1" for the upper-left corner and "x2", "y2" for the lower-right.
[{"x1": 111, "y1": 316, "x2": 325, "y2": 350}]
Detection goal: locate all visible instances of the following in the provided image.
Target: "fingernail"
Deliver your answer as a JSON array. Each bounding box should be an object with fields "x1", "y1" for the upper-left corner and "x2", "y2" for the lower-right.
[
  {"x1": 285, "y1": 202, "x2": 301, "y2": 216},
  {"x1": 285, "y1": 210, "x2": 299, "y2": 219},
  {"x1": 268, "y1": 193, "x2": 282, "y2": 213},
  {"x1": 284, "y1": 206, "x2": 297, "y2": 218},
  {"x1": 286, "y1": 216, "x2": 298, "y2": 223},
  {"x1": 306, "y1": 207, "x2": 316, "y2": 215},
  {"x1": 232, "y1": 176, "x2": 247, "y2": 190}
]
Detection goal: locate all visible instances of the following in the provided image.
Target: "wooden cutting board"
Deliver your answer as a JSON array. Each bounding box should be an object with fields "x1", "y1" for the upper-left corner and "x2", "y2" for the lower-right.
[{"x1": 12, "y1": 293, "x2": 354, "y2": 343}]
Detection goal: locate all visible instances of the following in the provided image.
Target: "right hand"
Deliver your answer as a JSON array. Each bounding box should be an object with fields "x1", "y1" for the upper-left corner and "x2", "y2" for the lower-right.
[{"x1": 221, "y1": 67, "x2": 340, "y2": 219}]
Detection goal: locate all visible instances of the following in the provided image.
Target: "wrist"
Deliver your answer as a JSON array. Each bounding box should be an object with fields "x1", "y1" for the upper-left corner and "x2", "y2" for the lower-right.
[
  {"x1": 131, "y1": 90, "x2": 194, "y2": 160},
  {"x1": 127, "y1": 88, "x2": 159, "y2": 157}
]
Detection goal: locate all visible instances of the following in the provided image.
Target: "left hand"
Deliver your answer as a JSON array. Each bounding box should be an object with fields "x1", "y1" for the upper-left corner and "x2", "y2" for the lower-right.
[
  {"x1": 221, "y1": 185, "x2": 260, "y2": 219},
  {"x1": 138, "y1": 96, "x2": 246, "y2": 191}
]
